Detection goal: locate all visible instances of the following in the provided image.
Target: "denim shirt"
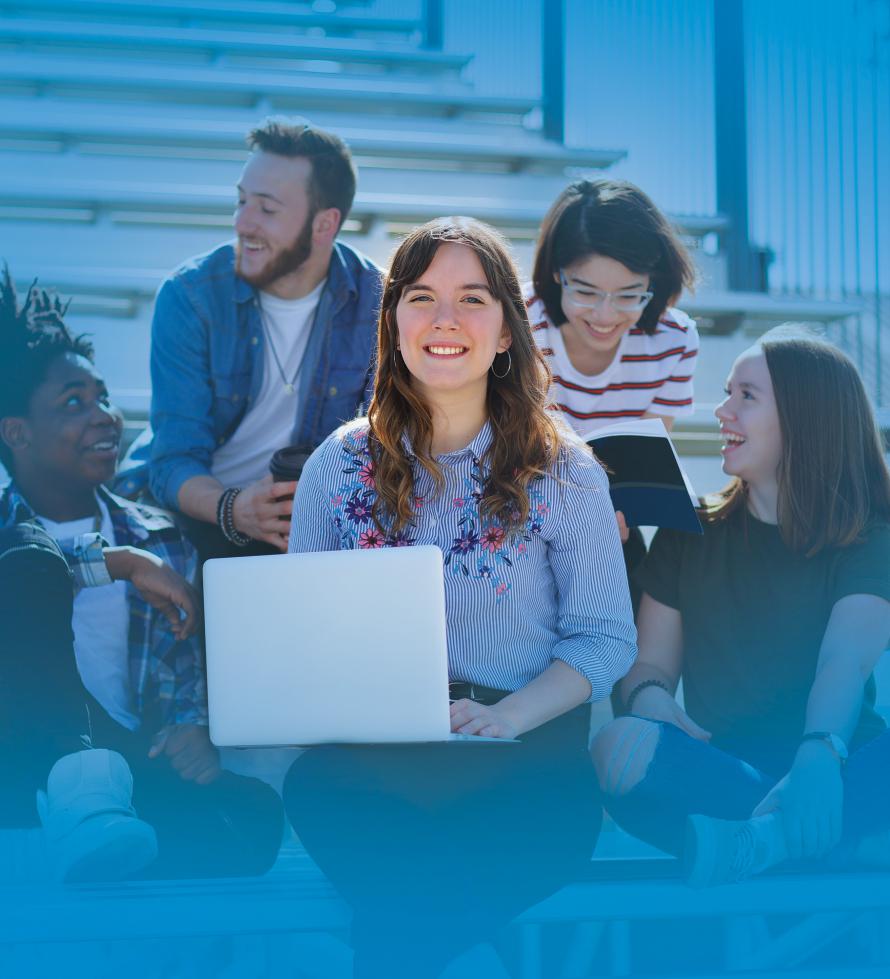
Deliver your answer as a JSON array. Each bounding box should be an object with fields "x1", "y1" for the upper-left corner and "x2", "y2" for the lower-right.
[{"x1": 139, "y1": 240, "x2": 382, "y2": 509}]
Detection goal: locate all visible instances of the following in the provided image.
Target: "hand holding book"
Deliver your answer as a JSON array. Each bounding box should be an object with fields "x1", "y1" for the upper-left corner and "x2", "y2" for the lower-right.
[{"x1": 581, "y1": 418, "x2": 703, "y2": 534}]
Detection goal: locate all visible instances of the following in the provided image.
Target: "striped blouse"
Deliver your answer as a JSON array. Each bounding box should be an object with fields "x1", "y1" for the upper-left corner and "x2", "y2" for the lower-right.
[
  {"x1": 288, "y1": 420, "x2": 637, "y2": 702},
  {"x1": 524, "y1": 286, "x2": 700, "y2": 433}
]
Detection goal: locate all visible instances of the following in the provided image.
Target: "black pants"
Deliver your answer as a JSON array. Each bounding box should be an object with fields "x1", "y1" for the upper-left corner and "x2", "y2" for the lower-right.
[
  {"x1": 0, "y1": 522, "x2": 283, "y2": 878},
  {"x1": 283, "y1": 704, "x2": 602, "y2": 979}
]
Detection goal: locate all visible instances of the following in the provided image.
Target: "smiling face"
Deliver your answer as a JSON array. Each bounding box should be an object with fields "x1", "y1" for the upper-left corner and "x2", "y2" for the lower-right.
[
  {"x1": 2, "y1": 353, "x2": 123, "y2": 493},
  {"x1": 558, "y1": 253, "x2": 651, "y2": 374},
  {"x1": 715, "y1": 347, "x2": 783, "y2": 490},
  {"x1": 234, "y1": 151, "x2": 316, "y2": 292},
  {"x1": 394, "y1": 242, "x2": 511, "y2": 408}
]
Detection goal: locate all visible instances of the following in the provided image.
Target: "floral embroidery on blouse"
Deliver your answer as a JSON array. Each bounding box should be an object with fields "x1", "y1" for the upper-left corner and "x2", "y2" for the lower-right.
[
  {"x1": 329, "y1": 426, "x2": 547, "y2": 603},
  {"x1": 444, "y1": 465, "x2": 547, "y2": 602}
]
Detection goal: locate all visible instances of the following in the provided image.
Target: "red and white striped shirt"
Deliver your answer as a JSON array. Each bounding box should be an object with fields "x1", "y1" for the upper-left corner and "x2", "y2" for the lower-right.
[{"x1": 524, "y1": 286, "x2": 700, "y2": 435}]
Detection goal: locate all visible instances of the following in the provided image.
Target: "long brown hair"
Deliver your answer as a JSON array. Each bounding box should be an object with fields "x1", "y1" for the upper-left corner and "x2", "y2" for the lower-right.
[
  {"x1": 367, "y1": 217, "x2": 564, "y2": 534},
  {"x1": 702, "y1": 327, "x2": 890, "y2": 555}
]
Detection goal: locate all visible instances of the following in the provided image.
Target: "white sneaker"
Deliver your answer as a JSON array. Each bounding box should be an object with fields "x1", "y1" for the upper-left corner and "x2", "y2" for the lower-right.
[
  {"x1": 37, "y1": 748, "x2": 158, "y2": 883},
  {"x1": 684, "y1": 814, "x2": 773, "y2": 888}
]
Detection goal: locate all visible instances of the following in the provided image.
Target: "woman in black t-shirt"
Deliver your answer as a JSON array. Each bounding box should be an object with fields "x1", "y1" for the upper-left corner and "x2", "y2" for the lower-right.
[{"x1": 591, "y1": 327, "x2": 890, "y2": 886}]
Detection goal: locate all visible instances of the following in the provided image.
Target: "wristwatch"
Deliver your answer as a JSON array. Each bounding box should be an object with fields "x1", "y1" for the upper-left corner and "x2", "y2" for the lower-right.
[{"x1": 800, "y1": 731, "x2": 848, "y2": 763}]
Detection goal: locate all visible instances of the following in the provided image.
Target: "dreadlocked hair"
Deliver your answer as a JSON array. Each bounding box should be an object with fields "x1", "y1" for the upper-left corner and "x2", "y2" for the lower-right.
[{"x1": 0, "y1": 264, "x2": 93, "y2": 472}]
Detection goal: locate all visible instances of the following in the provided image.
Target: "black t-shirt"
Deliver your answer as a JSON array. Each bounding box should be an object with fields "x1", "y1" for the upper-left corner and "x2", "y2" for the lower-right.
[{"x1": 636, "y1": 507, "x2": 890, "y2": 776}]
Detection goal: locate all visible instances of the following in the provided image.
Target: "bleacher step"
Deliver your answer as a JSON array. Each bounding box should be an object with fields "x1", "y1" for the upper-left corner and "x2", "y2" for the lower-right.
[
  {"x1": 0, "y1": 17, "x2": 470, "y2": 74},
  {"x1": 0, "y1": 95, "x2": 625, "y2": 173},
  {"x1": 0, "y1": 52, "x2": 539, "y2": 117},
  {"x1": 1, "y1": 0, "x2": 408, "y2": 37}
]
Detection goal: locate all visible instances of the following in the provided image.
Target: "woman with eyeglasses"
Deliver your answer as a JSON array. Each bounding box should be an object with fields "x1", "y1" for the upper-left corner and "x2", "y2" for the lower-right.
[
  {"x1": 526, "y1": 178, "x2": 698, "y2": 436},
  {"x1": 526, "y1": 179, "x2": 699, "y2": 596}
]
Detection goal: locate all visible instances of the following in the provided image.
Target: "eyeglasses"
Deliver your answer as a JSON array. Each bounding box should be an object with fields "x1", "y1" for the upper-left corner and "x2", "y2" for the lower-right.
[{"x1": 559, "y1": 271, "x2": 654, "y2": 313}]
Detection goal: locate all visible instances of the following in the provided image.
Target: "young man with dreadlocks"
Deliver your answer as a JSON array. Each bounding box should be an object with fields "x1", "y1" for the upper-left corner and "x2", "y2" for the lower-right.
[{"x1": 0, "y1": 269, "x2": 283, "y2": 883}]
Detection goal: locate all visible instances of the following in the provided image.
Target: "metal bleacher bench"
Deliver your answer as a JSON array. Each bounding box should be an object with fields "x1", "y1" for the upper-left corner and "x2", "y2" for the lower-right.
[
  {"x1": 0, "y1": 52, "x2": 537, "y2": 117},
  {"x1": 2, "y1": 842, "x2": 889, "y2": 978},
  {"x1": 6, "y1": 0, "x2": 392, "y2": 35},
  {"x1": 0, "y1": 17, "x2": 471, "y2": 74},
  {"x1": 0, "y1": 97, "x2": 625, "y2": 173}
]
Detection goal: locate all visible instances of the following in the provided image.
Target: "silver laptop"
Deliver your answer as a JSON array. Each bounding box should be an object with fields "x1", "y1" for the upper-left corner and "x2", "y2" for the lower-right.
[{"x1": 203, "y1": 545, "x2": 516, "y2": 746}]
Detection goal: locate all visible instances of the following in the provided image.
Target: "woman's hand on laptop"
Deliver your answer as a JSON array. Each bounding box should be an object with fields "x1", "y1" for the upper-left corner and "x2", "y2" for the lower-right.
[
  {"x1": 450, "y1": 699, "x2": 519, "y2": 740},
  {"x1": 104, "y1": 546, "x2": 200, "y2": 640},
  {"x1": 148, "y1": 723, "x2": 222, "y2": 784}
]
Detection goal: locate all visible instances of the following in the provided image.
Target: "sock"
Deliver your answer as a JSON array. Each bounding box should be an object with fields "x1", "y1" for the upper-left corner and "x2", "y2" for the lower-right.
[{"x1": 746, "y1": 813, "x2": 788, "y2": 873}]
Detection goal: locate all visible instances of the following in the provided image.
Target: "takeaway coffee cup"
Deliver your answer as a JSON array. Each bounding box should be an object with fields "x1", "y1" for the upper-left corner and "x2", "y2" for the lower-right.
[
  {"x1": 269, "y1": 445, "x2": 312, "y2": 484},
  {"x1": 269, "y1": 446, "x2": 312, "y2": 521}
]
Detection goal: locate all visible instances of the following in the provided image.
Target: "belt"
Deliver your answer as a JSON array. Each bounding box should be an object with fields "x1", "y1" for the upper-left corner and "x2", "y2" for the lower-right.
[{"x1": 448, "y1": 681, "x2": 510, "y2": 706}]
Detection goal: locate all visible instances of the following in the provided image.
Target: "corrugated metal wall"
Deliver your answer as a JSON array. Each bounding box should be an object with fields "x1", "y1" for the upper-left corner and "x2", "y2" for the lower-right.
[
  {"x1": 744, "y1": 0, "x2": 889, "y2": 403},
  {"x1": 440, "y1": 0, "x2": 541, "y2": 99},
  {"x1": 563, "y1": 0, "x2": 717, "y2": 219}
]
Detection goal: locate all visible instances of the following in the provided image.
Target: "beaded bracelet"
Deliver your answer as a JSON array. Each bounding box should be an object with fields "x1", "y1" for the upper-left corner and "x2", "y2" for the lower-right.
[
  {"x1": 622, "y1": 678, "x2": 670, "y2": 716},
  {"x1": 217, "y1": 487, "x2": 252, "y2": 548}
]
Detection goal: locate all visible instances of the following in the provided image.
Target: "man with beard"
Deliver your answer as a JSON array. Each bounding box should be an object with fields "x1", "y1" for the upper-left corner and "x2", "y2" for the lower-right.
[{"x1": 137, "y1": 119, "x2": 382, "y2": 560}]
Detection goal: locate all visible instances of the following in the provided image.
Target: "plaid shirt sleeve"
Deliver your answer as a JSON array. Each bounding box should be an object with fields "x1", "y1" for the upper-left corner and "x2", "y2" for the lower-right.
[
  {"x1": 67, "y1": 532, "x2": 114, "y2": 589},
  {"x1": 124, "y1": 522, "x2": 208, "y2": 728}
]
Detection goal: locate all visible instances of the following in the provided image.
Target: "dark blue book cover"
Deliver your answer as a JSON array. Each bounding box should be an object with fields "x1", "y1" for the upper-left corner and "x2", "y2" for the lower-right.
[{"x1": 585, "y1": 419, "x2": 703, "y2": 534}]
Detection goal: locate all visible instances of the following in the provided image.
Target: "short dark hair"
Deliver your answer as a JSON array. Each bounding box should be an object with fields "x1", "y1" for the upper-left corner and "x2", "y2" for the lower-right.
[
  {"x1": 0, "y1": 265, "x2": 93, "y2": 473},
  {"x1": 532, "y1": 179, "x2": 696, "y2": 334},
  {"x1": 247, "y1": 118, "x2": 357, "y2": 230}
]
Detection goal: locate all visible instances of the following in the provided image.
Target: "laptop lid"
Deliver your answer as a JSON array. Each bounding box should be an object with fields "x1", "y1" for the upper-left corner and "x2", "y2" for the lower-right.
[{"x1": 203, "y1": 545, "x2": 451, "y2": 746}]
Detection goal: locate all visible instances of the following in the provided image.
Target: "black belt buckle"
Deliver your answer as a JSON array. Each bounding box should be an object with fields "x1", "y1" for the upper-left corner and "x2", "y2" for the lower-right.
[{"x1": 448, "y1": 681, "x2": 505, "y2": 706}]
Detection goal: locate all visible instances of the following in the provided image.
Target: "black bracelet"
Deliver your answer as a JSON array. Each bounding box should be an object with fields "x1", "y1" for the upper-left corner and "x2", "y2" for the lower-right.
[
  {"x1": 217, "y1": 487, "x2": 252, "y2": 548},
  {"x1": 622, "y1": 678, "x2": 670, "y2": 716}
]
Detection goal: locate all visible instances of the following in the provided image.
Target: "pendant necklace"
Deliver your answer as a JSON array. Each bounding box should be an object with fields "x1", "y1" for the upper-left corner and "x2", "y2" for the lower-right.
[{"x1": 258, "y1": 295, "x2": 318, "y2": 396}]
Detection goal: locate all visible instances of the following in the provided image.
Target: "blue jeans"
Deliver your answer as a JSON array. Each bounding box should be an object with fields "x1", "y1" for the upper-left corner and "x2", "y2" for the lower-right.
[{"x1": 605, "y1": 720, "x2": 890, "y2": 857}]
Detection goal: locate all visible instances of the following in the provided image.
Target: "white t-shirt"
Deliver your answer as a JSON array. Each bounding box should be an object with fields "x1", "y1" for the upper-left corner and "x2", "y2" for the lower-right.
[
  {"x1": 524, "y1": 285, "x2": 700, "y2": 435},
  {"x1": 211, "y1": 282, "x2": 324, "y2": 487},
  {"x1": 39, "y1": 495, "x2": 139, "y2": 731}
]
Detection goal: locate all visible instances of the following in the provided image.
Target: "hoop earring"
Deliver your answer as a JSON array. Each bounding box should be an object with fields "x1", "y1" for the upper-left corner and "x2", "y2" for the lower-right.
[{"x1": 490, "y1": 349, "x2": 512, "y2": 379}]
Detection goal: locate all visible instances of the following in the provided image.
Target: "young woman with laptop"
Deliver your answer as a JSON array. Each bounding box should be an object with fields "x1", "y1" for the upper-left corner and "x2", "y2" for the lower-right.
[
  {"x1": 590, "y1": 329, "x2": 890, "y2": 887},
  {"x1": 283, "y1": 217, "x2": 637, "y2": 977}
]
